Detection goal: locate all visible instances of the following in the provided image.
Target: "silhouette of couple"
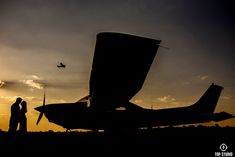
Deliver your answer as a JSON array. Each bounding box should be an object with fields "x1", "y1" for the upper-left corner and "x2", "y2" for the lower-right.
[{"x1": 8, "y1": 97, "x2": 27, "y2": 133}]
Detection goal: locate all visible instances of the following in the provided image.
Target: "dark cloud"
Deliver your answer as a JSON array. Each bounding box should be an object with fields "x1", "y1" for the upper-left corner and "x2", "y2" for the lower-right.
[{"x1": 34, "y1": 80, "x2": 85, "y2": 89}]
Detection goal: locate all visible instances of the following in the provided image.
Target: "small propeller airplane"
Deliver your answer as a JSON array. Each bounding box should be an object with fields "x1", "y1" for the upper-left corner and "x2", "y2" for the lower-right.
[
  {"x1": 57, "y1": 62, "x2": 66, "y2": 68},
  {"x1": 35, "y1": 32, "x2": 234, "y2": 131}
]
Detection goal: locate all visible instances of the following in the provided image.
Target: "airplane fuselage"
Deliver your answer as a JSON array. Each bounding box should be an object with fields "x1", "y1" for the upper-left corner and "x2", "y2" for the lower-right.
[{"x1": 35, "y1": 102, "x2": 233, "y2": 130}]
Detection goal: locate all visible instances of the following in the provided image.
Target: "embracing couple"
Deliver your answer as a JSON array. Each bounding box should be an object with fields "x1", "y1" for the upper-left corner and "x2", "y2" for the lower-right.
[{"x1": 8, "y1": 97, "x2": 27, "y2": 133}]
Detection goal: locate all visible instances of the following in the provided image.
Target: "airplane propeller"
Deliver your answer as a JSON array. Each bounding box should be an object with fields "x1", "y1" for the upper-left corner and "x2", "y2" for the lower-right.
[{"x1": 36, "y1": 90, "x2": 46, "y2": 125}]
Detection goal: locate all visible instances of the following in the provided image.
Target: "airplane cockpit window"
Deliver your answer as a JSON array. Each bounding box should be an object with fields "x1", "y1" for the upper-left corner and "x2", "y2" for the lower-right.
[
  {"x1": 76, "y1": 95, "x2": 90, "y2": 107},
  {"x1": 77, "y1": 95, "x2": 90, "y2": 102}
]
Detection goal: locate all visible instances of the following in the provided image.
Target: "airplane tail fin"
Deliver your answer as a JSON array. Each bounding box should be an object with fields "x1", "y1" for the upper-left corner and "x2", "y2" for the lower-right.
[{"x1": 191, "y1": 83, "x2": 223, "y2": 114}]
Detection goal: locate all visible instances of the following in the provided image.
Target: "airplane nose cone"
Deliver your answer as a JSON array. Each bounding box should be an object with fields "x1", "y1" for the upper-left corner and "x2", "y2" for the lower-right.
[{"x1": 35, "y1": 106, "x2": 44, "y2": 112}]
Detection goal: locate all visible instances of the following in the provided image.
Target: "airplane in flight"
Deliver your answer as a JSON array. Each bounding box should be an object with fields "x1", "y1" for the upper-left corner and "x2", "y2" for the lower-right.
[
  {"x1": 35, "y1": 32, "x2": 234, "y2": 131},
  {"x1": 57, "y1": 62, "x2": 66, "y2": 68}
]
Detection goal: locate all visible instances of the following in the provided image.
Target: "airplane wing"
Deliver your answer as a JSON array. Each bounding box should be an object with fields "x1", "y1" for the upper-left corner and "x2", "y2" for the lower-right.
[{"x1": 89, "y1": 32, "x2": 161, "y2": 110}]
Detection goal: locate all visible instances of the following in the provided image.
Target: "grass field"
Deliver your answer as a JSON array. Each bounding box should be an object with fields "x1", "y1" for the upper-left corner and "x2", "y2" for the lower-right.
[{"x1": 0, "y1": 126, "x2": 234, "y2": 156}]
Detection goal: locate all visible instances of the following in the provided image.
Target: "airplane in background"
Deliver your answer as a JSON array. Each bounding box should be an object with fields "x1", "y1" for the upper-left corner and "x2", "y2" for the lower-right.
[
  {"x1": 57, "y1": 62, "x2": 66, "y2": 68},
  {"x1": 35, "y1": 32, "x2": 234, "y2": 131}
]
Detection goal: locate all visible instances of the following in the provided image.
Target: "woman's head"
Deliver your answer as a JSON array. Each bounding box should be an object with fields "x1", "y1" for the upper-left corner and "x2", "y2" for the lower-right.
[{"x1": 21, "y1": 101, "x2": 27, "y2": 112}]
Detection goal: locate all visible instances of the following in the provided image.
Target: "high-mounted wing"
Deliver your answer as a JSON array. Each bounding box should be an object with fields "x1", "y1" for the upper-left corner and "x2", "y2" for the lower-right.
[{"x1": 89, "y1": 32, "x2": 161, "y2": 110}]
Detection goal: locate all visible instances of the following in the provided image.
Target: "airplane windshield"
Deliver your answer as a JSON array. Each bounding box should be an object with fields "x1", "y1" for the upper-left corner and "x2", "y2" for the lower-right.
[{"x1": 76, "y1": 95, "x2": 91, "y2": 107}]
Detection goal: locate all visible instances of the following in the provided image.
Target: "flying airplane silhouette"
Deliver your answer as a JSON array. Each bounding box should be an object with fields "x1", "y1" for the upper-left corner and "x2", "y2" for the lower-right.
[
  {"x1": 57, "y1": 62, "x2": 66, "y2": 68},
  {"x1": 35, "y1": 32, "x2": 234, "y2": 130}
]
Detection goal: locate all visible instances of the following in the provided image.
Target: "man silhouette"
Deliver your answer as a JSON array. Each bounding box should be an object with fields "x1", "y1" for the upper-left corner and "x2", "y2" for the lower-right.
[
  {"x1": 19, "y1": 101, "x2": 27, "y2": 133},
  {"x1": 8, "y1": 97, "x2": 22, "y2": 133}
]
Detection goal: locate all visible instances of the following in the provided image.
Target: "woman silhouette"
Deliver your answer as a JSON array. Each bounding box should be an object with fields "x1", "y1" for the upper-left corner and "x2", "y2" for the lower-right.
[{"x1": 19, "y1": 101, "x2": 27, "y2": 133}]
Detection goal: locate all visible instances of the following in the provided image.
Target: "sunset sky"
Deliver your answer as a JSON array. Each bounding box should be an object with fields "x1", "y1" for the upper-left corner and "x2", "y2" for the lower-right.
[{"x1": 0, "y1": 0, "x2": 234, "y2": 131}]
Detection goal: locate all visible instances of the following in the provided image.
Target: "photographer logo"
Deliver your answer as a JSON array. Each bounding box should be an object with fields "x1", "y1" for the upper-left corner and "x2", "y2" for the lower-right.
[{"x1": 215, "y1": 143, "x2": 233, "y2": 157}]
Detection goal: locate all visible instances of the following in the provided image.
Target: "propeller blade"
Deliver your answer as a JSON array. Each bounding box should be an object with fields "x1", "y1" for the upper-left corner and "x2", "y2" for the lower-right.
[
  {"x1": 36, "y1": 112, "x2": 43, "y2": 125},
  {"x1": 43, "y1": 90, "x2": 45, "y2": 106},
  {"x1": 36, "y1": 89, "x2": 46, "y2": 125}
]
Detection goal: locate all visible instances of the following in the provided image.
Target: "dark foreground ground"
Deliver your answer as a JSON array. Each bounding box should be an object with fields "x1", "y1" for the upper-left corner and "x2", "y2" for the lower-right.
[{"x1": 0, "y1": 126, "x2": 234, "y2": 156}]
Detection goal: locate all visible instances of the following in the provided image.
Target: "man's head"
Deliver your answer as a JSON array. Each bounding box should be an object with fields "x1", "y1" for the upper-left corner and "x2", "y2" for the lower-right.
[{"x1": 16, "y1": 97, "x2": 22, "y2": 103}]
